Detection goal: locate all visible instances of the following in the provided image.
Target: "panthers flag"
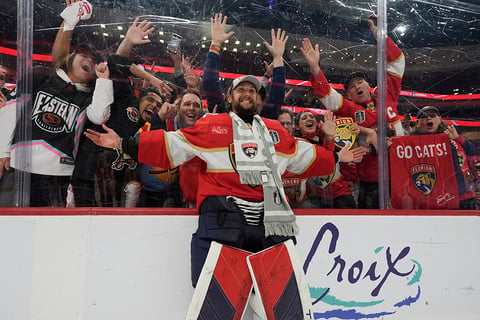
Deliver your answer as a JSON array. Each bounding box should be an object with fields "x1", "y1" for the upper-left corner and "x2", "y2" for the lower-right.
[{"x1": 390, "y1": 134, "x2": 459, "y2": 209}]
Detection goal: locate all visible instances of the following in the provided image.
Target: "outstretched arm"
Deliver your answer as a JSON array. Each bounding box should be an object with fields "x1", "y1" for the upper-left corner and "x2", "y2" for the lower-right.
[
  {"x1": 86, "y1": 63, "x2": 113, "y2": 124},
  {"x1": 320, "y1": 110, "x2": 336, "y2": 145},
  {"x1": 52, "y1": 0, "x2": 93, "y2": 66},
  {"x1": 203, "y1": 13, "x2": 235, "y2": 113},
  {"x1": 338, "y1": 145, "x2": 368, "y2": 163},
  {"x1": 85, "y1": 124, "x2": 122, "y2": 150},
  {"x1": 129, "y1": 64, "x2": 173, "y2": 96},
  {"x1": 210, "y1": 13, "x2": 235, "y2": 48},
  {"x1": 300, "y1": 38, "x2": 321, "y2": 80},
  {"x1": 116, "y1": 18, "x2": 154, "y2": 56},
  {"x1": 261, "y1": 29, "x2": 288, "y2": 119},
  {"x1": 264, "y1": 28, "x2": 288, "y2": 68}
]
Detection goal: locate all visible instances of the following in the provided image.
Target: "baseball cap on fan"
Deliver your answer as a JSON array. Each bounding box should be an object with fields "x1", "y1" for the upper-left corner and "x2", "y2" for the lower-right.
[
  {"x1": 416, "y1": 106, "x2": 440, "y2": 118},
  {"x1": 343, "y1": 71, "x2": 368, "y2": 89},
  {"x1": 230, "y1": 75, "x2": 261, "y2": 92}
]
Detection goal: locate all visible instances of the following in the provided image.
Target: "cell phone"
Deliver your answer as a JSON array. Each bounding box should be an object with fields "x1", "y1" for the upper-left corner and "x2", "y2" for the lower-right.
[
  {"x1": 168, "y1": 33, "x2": 182, "y2": 53},
  {"x1": 358, "y1": 13, "x2": 377, "y2": 27}
]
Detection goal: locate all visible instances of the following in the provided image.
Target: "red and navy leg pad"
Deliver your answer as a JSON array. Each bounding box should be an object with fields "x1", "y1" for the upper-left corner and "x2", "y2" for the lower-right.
[{"x1": 186, "y1": 242, "x2": 253, "y2": 320}]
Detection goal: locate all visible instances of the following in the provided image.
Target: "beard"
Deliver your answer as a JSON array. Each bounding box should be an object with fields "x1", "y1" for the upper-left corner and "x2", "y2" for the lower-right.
[{"x1": 231, "y1": 98, "x2": 256, "y2": 123}]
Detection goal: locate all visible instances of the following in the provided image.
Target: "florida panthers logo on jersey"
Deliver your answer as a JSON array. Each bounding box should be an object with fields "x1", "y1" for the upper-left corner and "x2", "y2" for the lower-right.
[
  {"x1": 334, "y1": 117, "x2": 357, "y2": 150},
  {"x1": 126, "y1": 106, "x2": 140, "y2": 123},
  {"x1": 242, "y1": 143, "x2": 258, "y2": 159},
  {"x1": 411, "y1": 164, "x2": 436, "y2": 195},
  {"x1": 229, "y1": 143, "x2": 259, "y2": 188},
  {"x1": 32, "y1": 91, "x2": 80, "y2": 133}
]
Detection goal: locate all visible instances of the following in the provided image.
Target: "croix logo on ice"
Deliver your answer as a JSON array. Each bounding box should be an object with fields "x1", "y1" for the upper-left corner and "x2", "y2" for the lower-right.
[{"x1": 303, "y1": 222, "x2": 422, "y2": 319}]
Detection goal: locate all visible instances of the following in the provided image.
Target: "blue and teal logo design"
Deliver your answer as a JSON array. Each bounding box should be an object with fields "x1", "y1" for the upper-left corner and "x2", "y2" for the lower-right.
[{"x1": 304, "y1": 223, "x2": 422, "y2": 319}]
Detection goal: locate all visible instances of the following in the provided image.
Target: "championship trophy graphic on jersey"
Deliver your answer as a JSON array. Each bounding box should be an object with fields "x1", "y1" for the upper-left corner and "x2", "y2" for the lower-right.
[{"x1": 334, "y1": 117, "x2": 357, "y2": 150}]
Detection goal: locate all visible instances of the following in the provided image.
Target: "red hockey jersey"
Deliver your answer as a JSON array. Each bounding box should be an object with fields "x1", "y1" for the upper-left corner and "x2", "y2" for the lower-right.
[
  {"x1": 138, "y1": 113, "x2": 338, "y2": 208},
  {"x1": 310, "y1": 37, "x2": 405, "y2": 182}
]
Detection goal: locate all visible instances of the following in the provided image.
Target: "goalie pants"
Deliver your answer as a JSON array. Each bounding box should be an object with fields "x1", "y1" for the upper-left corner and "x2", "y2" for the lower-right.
[{"x1": 190, "y1": 195, "x2": 295, "y2": 287}]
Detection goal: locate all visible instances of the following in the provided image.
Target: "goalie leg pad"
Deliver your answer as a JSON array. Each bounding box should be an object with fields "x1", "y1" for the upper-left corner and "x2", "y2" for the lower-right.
[
  {"x1": 186, "y1": 242, "x2": 253, "y2": 320},
  {"x1": 247, "y1": 240, "x2": 313, "y2": 320}
]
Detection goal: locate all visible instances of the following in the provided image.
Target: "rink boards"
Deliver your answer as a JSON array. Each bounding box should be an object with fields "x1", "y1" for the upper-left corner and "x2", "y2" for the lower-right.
[{"x1": 0, "y1": 208, "x2": 478, "y2": 320}]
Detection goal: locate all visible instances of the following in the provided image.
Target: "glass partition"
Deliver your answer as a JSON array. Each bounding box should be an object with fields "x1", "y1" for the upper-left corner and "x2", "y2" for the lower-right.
[{"x1": 0, "y1": 0, "x2": 478, "y2": 209}]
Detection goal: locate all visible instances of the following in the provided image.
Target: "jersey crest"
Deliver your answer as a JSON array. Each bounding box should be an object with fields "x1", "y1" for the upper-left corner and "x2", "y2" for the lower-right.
[
  {"x1": 411, "y1": 164, "x2": 436, "y2": 195},
  {"x1": 111, "y1": 149, "x2": 137, "y2": 171},
  {"x1": 32, "y1": 91, "x2": 81, "y2": 133},
  {"x1": 126, "y1": 106, "x2": 140, "y2": 123},
  {"x1": 242, "y1": 143, "x2": 258, "y2": 159},
  {"x1": 334, "y1": 117, "x2": 357, "y2": 150},
  {"x1": 229, "y1": 143, "x2": 259, "y2": 188}
]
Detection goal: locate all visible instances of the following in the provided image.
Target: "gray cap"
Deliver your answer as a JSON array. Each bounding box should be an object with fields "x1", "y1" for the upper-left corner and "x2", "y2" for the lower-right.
[
  {"x1": 416, "y1": 106, "x2": 440, "y2": 118},
  {"x1": 231, "y1": 75, "x2": 261, "y2": 92}
]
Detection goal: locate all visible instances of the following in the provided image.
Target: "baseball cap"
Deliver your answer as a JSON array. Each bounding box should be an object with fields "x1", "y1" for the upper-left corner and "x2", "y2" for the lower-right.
[
  {"x1": 231, "y1": 75, "x2": 261, "y2": 92},
  {"x1": 416, "y1": 106, "x2": 440, "y2": 118},
  {"x1": 343, "y1": 71, "x2": 368, "y2": 89}
]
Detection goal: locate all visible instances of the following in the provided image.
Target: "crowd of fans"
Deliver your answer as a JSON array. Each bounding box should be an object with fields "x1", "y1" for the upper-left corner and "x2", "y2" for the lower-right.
[{"x1": 0, "y1": 2, "x2": 478, "y2": 210}]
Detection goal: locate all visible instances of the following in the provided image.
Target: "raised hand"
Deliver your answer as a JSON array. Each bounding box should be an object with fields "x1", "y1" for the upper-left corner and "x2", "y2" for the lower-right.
[
  {"x1": 264, "y1": 28, "x2": 288, "y2": 64},
  {"x1": 149, "y1": 77, "x2": 174, "y2": 96},
  {"x1": 167, "y1": 45, "x2": 182, "y2": 66},
  {"x1": 95, "y1": 62, "x2": 110, "y2": 79},
  {"x1": 320, "y1": 110, "x2": 336, "y2": 141},
  {"x1": 369, "y1": 14, "x2": 378, "y2": 39},
  {"x1": 300, "y1": 38, "x2": 321, "y2": 80},
  {"x1": 444, "y1": 124, "x2": 459, "y2": 140},
  {"x1": 61, "y1": 0, "x2": 92, "y2": 31},
  {"x1": 284, "y1": 88, "x2": 293, "y2": 102},
  {"x1": 116, "y1": 17, "x2": 154, "y2": 56},
  {"x1": 210, "y1": 13, "x2": 235, "y2": 47},
  {"x1": 181, "y1": 55, "x2": 194, "y2": 74},
  {"x1": 184, "y1": 70, "x2": 202, "y2": 90},
  {"x1": 300, "y1": 38, "x2": 320, "y2": 67},
  {"x1": 125, "y1": 17, "x2": 154, "y2": 46},
  {"x1": 158, "y1": 99, "x2": 178, "y2": 121}
]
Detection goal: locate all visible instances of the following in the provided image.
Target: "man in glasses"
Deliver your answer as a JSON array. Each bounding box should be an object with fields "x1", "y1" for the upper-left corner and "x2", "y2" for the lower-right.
[{"x1": 277, "y1": 109, "x2": 294, "y2": 136}]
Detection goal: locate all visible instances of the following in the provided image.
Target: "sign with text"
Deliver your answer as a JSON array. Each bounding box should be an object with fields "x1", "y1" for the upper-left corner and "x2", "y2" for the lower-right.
[{"x1": 389, "y1": 134, "x2": 459, "y2": 209}]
